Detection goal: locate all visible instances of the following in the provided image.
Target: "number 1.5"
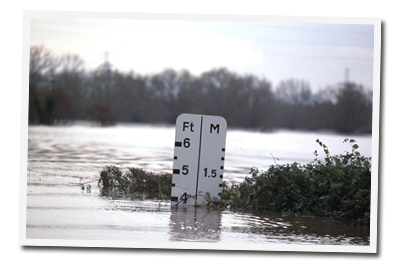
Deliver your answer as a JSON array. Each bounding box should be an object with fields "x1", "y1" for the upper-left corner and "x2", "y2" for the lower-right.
[{"x1": 204, "y1": 168, "x2": 217, "y2": 178}]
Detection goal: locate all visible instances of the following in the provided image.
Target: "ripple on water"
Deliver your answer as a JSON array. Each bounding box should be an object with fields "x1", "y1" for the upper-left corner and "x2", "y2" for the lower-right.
[{"x1": 26, "y1": 124, "x2": 371, "y2": 245}]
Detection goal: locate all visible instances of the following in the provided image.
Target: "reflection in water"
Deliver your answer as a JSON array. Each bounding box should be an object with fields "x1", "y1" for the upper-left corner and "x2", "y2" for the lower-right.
[
  {"x1": 169, "y1": 206, "x2": 222, "y2": 242},
  {"x1": 222, "y1": 211, "x2": 370, "y2": 245}
]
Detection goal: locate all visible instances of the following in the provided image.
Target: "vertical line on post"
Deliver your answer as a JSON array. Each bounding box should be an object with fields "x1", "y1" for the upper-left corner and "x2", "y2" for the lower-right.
[{"x1": 195, "y1": 116, "x2": 203, "y2": 204}]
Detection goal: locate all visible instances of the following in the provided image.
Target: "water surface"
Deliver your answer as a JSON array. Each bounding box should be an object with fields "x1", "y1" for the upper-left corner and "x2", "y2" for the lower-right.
[{"x1": 26, "y1": 123, "x2": 372, "y2": 245}]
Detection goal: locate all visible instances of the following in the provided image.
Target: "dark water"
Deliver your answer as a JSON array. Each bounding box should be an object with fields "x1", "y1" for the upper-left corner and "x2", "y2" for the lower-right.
[{"x1": 26, "y1": 123, "x2": 371, "y2": 246}]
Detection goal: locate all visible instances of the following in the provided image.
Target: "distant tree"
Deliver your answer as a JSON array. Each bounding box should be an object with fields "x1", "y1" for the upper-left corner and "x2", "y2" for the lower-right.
[
  {"x1": 56, "y1": 53, "x2": 86, "y2": 119},
  {"x1": 200, "y1": 68, "x2": 234, "y2": 117},
  {"x1": 29, "y1": 46, "x2": 74, "y2": 124},
  {"x1": 333, "y1": 83, "x2": 373, "y2": 133},
  {"x1": 85, "y1": 103, "x2": 113, "y2": 126},
  {"x1": 199, "y1": 68, "x2": 274, "y2": 128},
  {"x1": 109, "y1": 70, "x2": 149, "y2": 123},
  {"x1": 29, "y1": 45, "x2": 60, "y2": 88},
  {"x1": 28, "y1": 85, "x2": 73, "y2": 124},
  {"x1": 27, "y1": 45, "x2": 372, "y2": 134},
  {"x1": 144, "y1": 69, "x2": 181, "y2": 123},
  {"x1": 312, "y1": 83, "x2": 373, "y2": 133},
  {"x1": 275, "y1": 79, "x2": 311, "y2": 104},
  {"x1": 246, "y1": 77, "x2": 275, "y2": 128},
  {"x1": 274, "y1": 79, "x2": 312, "y2": 129},
  {"x1": 85, "y1": 65, "x2": 115, "y2": 120},
  {"x1": 316, "y1": 86, "x2": 338, "y2": 104},
  {"x1": 126, "y1": 73, "x2": 150, "y2": 123},
  {"x1": 174, "y1": 70, "x2": 202, "y2": 116},
  {"x1": 59, "y1": 53, "x2": 84, "y2": 72},
  {"x1": 200, "y1": 68, "x2": 233, "y2": 90},
  {"x1": 28, "y1": 85, "x2": 41, "y2": 124},
  {"x1": 49, "y1": 87, "x2": 74, "y2": 124}
]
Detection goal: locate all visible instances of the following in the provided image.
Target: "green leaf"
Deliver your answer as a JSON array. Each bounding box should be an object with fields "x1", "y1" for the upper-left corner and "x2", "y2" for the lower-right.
[
  {"x1": 233, "y1": 188, "x2": 241, "y2": 198},
  {"x1": 291, "y1": 162, "x2": 301, "y2": 174}
]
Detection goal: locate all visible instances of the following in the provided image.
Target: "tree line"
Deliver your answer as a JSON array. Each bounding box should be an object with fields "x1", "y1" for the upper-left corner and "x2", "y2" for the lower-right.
[{"x1": 28, "y1": 45, "x2": 373, "y2": 134}]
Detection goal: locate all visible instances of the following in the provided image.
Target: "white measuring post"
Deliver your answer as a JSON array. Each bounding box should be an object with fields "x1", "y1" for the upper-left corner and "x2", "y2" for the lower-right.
[{"x1": 171, "y1": 113, "x2": 227, "y2": 206}]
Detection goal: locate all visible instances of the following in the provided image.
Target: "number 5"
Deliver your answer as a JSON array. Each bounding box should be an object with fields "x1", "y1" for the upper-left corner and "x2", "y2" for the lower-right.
[{"x1": 182, "y1": 165, "x2": 189, "y2": 175}]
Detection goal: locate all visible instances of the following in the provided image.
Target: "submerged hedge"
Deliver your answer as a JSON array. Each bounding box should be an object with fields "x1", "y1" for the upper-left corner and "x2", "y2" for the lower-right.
[
  {"x1": 218, "y1": 139, "x2": 371, "y2": 225},
  {"x1": 98, "y1": 138, "x2": 371, "y2": 225},
  {"x1": 98, "y1": 166, "x2": 172, "y2": 199}
]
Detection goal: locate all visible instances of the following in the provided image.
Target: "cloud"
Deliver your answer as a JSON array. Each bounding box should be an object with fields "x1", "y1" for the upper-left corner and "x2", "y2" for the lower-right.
[
  {"x1": 106, "y1": 31, "x2": 263, "y2": 75},
  {"x1": 336, "y1": 46, "x2": 374, "y2": 60}
]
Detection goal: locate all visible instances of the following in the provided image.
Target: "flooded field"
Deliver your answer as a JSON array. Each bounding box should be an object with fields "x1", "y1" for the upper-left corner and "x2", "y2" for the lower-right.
[{"x1": 25, "y1": 123, "x2": 372, "y2": 247}]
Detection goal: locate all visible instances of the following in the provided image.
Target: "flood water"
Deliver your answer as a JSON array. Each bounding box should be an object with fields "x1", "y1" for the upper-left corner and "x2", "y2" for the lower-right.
[{"x1": 26, "y1": 122, "x2": 372, "y2": 246}]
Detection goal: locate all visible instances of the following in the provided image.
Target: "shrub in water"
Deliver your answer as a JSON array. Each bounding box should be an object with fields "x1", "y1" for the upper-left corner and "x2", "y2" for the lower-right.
[
  {"x1": 216, "y1": 138, "x2": 371, "y2": 225},
  {"x1": 98, "y1": 138, "x2": 371, "y2": 225},
  {"x1": 98, "y1": 166, "x2": 172, "y2": 199}
]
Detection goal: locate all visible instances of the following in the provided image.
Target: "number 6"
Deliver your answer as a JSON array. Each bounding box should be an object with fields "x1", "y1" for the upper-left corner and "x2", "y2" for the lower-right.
[{"x1": 184, "y1": 138, "x2": 190, "y2": 148}]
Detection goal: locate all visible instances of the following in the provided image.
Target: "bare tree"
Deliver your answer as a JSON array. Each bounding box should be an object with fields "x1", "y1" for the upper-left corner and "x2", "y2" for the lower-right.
[
  {"x1": 55, "y1": 53, "x2": 86, "y2": 119},
  {"x1": 276, "y1": 79, "x2": 311, "y2": 104},
  {"x1": 59, "y1": 53, "x2": 84, "y2": 73},
  {"x1": 29, "y1": 45, "x2": 60, "y2": 88}
]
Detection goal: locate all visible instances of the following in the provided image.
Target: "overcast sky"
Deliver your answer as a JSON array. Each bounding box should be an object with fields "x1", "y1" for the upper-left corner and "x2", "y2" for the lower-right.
[{"x1": 30, "y1": 15, "x2": 375, "y2": 93}]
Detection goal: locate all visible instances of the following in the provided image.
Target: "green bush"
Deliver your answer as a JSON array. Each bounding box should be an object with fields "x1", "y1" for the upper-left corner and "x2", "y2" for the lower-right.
[
  {"x1": 98, "y1": 138, "x2": 371, "y2": 225},
  {"x1": 215, "y1": 139, "x2": 371, "y2": 225}
]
